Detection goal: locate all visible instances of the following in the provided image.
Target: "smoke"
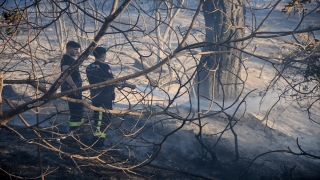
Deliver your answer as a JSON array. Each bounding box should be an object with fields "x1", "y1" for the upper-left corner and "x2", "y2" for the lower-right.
[{"x1": 135, "y1": 84, "x2": 285, "y2": 119}]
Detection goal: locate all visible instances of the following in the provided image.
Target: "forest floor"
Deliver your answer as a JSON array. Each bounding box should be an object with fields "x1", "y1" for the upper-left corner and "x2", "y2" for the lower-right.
[
  {"x1": 1, "y1": 1, "x2": 320, "y2": 180},
  {"x1": 1, "y1": 126, "x2": 319, "y2": 180},
  {"x1": 0, "y1": 128, "x2": 211, "y2": 180}
]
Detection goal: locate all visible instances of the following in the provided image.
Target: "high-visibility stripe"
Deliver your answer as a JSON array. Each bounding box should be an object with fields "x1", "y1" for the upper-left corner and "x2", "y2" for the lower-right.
[
  {"x1": 69, "y1": 118, "x2": 84, "y2": 127},
  {"x1": 93, "y1": 131, "x2": 106, "y2": 138},
  {"x1": 66, "y1": 101, "x2": 84, "y2": 127},
  {"x1": 69, "y1": 121, "x2": 82, "y2": 127},
  {"x1": 96, "y1": 106, "x2": 103, "y2": 130},
  {"x1": 98, "y1": 108, "x2": 103, "y2": 121},
  {"x1": 93, "y1": 106, "x2": 106, "y2": 138},
  {"x1": 66, "y1": 101, "x2": 71, "y2": 121}
]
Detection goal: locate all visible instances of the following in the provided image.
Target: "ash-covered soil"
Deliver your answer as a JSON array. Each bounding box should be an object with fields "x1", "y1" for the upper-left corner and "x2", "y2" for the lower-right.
[
  {"x1": 1, "y1": 127, "x2": 319, "y2": 180},
  {"x1": 0, "y1": 128, "x2": 211, "y2": 180}
]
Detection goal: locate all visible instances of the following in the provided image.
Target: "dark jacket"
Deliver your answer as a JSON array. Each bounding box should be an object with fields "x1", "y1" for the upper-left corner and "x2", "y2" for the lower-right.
[
  {"x1": 60, "y1": 54, "x2": 82, "y2": 92},
  {"x1": 86, "y1": 61, "x2": 115, "y2": 98}
]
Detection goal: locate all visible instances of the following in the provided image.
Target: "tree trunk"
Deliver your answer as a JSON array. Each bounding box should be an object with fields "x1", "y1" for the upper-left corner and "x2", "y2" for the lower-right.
[
  {"x1": 195, "y1": 0, "x2": 244, "y2": 101},
  {"x1": 0, "y1": 72, "x2": 3, "y2": 117}
]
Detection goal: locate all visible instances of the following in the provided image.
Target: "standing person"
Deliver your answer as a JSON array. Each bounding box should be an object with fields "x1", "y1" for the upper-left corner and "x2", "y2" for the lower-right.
[
  {"x1": 86, "y1": 47, "x2": 136, "y2": 146},
  {"x1": 86, "y1": 47, "x2": 114, "y2": 144},
  {"x1": 60, "y1": 41, "x2": 83, "y2": 132}
]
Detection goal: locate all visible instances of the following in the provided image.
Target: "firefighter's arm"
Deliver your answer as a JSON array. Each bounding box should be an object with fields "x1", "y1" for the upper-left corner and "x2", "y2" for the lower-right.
[
  {"x1": 117, "y1": 81, "x2": 136, "y2": 90},
  {"x1": 62, "y1": 65, "x2": 78, "y2": 91}
]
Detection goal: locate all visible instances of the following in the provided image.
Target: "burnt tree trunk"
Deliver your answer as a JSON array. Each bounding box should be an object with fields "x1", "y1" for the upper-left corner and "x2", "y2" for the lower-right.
[
  {"x1": 0, "y1": 72, "x2": 3, "y2": 117},
  {"x1": 195, "y1": 0, "x2": 244, "y2": 101}
]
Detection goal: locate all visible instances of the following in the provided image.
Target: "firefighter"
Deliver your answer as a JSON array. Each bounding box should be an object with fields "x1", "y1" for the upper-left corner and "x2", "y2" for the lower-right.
[
  {"x1": 86, "y1": 47, "x2": 136, "y2": 146},
  {"x1": 60, "y1": 41, "x2": 83, "y2": 132},
  {"x1": 86, "y1": 47, "x2": 116, "y2": 146}
]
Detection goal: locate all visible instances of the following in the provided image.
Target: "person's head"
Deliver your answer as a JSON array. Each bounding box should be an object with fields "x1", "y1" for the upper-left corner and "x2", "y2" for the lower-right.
[
  {"x1": 66, "y1": 41, "x2": 81, "y2": 57},
  {"x1": 93, "y1": 47, "x2": 107, "y2": 62}
]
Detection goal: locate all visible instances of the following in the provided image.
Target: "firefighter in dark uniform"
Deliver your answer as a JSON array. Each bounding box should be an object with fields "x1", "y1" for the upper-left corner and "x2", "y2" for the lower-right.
[
  {"x1": 86, "y1": 47, "x2": 115, "y2": 145},
  {"x1": 60, "y1": 41, "x2": 83, "y2": 132}
]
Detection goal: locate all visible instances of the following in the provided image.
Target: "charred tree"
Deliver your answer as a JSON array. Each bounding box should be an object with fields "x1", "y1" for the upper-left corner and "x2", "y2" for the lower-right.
[{"x1": 195, "y1": 0, "x2": 244, "y2": 101}]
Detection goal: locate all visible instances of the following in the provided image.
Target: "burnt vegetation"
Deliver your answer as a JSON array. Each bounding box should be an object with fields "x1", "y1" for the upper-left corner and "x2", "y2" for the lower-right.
[{"x1": 0, "y1": 0, "x2": 319, "y2": 179}]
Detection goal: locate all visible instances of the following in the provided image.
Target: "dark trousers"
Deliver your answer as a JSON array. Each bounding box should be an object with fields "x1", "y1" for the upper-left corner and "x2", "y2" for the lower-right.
[
  {"x1": 92, "y1": 93, "x2": 113, "y2": 138},
  {"x1": 66, "y1": 93, "x2": 83, "y2": 130}
]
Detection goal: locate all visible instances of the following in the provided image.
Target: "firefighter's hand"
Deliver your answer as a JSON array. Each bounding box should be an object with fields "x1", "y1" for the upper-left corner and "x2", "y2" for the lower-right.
[
  {"x1": 130, "y1": 84, "x2": 136, "y2": 89},
  {"x1": 117, "y1": 81, "x2": 136, "y2": 90},
  {"x1": 71, "y1": 85, "x2": 79, "y2": 96},
  {"x1": 117, "y1": 82, "x2": 124, "y2": 90}
]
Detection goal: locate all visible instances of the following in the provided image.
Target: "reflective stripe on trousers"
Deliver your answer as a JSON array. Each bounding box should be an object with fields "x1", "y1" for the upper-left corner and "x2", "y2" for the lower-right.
[
  {"x1": 66, "y1": 101, "x2": 84, "y2": 127},
  {"x1": 69, "y1": 120, "x2": 84, "y2": 127},
  {"x1": 93, "y1": 106, "x2": 106, "y2": 138}
]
